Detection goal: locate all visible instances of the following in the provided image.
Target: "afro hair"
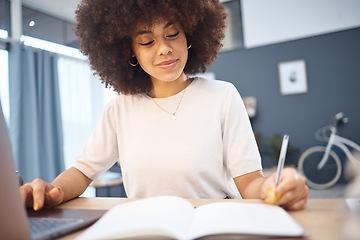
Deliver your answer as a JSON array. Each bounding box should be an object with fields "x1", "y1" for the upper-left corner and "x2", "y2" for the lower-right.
[{"x1": 75, "y1": 0, "x2": 227, "y2": 94}]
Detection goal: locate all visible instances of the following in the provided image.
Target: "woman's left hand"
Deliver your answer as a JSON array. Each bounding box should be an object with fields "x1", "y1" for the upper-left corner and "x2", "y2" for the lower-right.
[{"x1": 262, "y1": 167, "x2": 309, "y2": 211}]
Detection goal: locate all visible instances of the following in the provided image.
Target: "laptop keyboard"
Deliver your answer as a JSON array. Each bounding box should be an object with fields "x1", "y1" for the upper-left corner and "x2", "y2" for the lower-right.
[{"x1": 29, "y1": 217, "x2": 84, "y2": 240}]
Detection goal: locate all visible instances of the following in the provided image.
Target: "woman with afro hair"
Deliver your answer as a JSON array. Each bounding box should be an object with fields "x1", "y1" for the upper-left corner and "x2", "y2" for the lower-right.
[{"x1": 20, "y1": 0, "x2": 308, "y2": 211}]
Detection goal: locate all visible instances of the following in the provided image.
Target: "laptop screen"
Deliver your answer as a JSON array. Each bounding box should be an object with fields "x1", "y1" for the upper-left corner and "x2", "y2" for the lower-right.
[{"x1": 0, "y1": 100, "x2": 32, "y2": 239}]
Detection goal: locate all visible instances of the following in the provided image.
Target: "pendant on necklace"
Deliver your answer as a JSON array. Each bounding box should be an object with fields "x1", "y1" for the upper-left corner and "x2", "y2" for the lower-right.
[{"x1": 172, "y1": 114, "x2": 176, "y2": 120}]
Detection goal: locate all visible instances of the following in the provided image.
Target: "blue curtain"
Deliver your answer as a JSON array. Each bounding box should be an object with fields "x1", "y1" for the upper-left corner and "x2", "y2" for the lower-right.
[{"x1": 8, "y1": 42, "x2": 64, "y2": 183}]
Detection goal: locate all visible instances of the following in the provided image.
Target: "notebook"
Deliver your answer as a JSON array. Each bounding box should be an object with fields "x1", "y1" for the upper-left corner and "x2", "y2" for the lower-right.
[{"x1": 0, "y1": 99, "x2": 107, "y2": 240}]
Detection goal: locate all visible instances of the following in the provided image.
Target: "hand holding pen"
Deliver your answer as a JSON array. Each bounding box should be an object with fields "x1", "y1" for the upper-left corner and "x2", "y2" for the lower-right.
[
  {"x1": 265, "y1": 134, "x2": 289, "y2": 204},
  {"x1": 264, "y1": 135, "x2": 309, "y2": 210}
]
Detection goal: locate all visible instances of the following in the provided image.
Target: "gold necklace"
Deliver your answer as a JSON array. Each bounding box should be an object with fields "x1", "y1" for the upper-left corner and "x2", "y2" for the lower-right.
[{"x1": 150, "y1": 80, "x2": 191, "y2": 120}]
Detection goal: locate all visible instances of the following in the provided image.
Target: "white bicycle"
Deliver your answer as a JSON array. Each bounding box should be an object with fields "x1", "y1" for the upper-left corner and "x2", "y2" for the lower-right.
[{"x1": 298, "y1": 112, "x2": 360, "y2": 190}]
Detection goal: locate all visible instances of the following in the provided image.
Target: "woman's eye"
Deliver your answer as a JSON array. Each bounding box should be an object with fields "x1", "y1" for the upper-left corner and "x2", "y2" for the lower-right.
[
  {"x1": 140, "y1": 40, "x2": 154, "y2": 46},
  {"x1": 166, "y1": 31, "x2": 179, "y2": 38}
]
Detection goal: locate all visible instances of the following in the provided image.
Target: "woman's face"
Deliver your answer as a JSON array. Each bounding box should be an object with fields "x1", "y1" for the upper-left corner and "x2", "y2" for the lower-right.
[{"x1": 131, "y1": 19, "x2": 188, "y2": 84}]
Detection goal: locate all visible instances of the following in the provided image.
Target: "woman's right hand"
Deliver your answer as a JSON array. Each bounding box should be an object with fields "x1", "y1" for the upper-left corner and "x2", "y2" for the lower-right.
[{"x1": 20, "y1": 178, "x2": 64, "y2": 211}]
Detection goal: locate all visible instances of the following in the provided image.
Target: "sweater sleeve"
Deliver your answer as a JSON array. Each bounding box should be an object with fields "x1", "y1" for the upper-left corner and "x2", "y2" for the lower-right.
[
  {"x1": 222, "y1": 84, "x2": 262, "y2": 178},
  {"x1": 72, "y1": 100, "x2": 119, "y2": 180}
]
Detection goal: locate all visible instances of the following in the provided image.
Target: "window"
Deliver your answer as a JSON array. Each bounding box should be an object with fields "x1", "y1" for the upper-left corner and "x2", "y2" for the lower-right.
[
  {"x1": 0, "y1": 0, "x2": 10, "y2": 35},
  {"x1": 0, "y1": 49, "x2": 9, "y2": 123},
  {"x1": 4, "y1": 2, "x2": 114, "y2": 196},
  {"x1": 3, "y1": 1, "x2": 115, "y2": 197},
  {"x1": 57, "y1": 56, "x2": 118, "y2": 169},
  {"x1": 0, "y1": 0, "x2": 9, "y2": 128},
  {"x1": 58, "y1": 56, "x2": 117, "y2": 197},
  {"x1": 222, "y1": 0, "x2": 244, "y2": 51},
  {"x1": 22, "y1": 6, "x2": 79, "y2": 48}
]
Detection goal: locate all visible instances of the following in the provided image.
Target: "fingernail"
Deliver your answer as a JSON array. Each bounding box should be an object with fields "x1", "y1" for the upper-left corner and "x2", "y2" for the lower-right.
[
  {"x1": 57, "y1": 186, "x2": 62, "y2": 192},
  {"x1": 34, "y1": 202, "x2": 40, "y2": 211},
  {"x1": 265, "y1": 188, "x2": 282, "y2": 204}
]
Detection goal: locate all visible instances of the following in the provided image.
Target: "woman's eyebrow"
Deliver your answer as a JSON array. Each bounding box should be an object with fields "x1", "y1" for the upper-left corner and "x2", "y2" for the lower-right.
[
  {"x1": 163, "y1": 22, "x2": 173, "y2": 30},
  {"x1": 134, "y1": 22, "x2": 174, "y2": 37},
  {"x1": 134, "y1": 30, "x2": 152, "y2": 37}
]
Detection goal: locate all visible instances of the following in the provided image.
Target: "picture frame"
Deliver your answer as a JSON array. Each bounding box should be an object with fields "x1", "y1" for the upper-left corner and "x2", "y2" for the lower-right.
[
  {"x1": 278, "y1": 60, "x2": 308, "y2": 95},
  {"x1": 242, "y1": 96, "x2": 257, "y2": 118}
]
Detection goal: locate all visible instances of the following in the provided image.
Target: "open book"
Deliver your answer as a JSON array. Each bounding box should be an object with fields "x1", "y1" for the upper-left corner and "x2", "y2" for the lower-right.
[{"x1": 76, "y1": 196, "x2": 305, "y2": 240}]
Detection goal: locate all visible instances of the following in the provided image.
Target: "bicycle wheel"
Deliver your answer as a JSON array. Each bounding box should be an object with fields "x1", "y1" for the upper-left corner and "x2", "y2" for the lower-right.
[{"x1": 298, "y1": 146, "x2": 342, "y2": 190}]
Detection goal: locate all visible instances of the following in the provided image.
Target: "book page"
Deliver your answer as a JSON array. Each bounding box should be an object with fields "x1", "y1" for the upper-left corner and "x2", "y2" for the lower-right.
[
  {"x1": 76, "y1": 196, "x2": 195, "y2": 240},
  {"x1": 187, "y1": 202, "x2": 305, "y2": 239}
]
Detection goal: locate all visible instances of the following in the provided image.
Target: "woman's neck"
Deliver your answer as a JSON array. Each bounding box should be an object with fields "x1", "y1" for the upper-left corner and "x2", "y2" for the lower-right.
[{"x1": 149, "y1": 73, "x2": 191, "y2": 98}]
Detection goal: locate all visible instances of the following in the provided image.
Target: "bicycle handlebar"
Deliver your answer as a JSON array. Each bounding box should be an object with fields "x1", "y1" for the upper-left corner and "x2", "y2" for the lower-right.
[
  {"x1": 315, "y1": 112, "x2": 349, "y2": 142},
  {"x1": 331, "y1": 112, "x2": 349, "y2": 128}
]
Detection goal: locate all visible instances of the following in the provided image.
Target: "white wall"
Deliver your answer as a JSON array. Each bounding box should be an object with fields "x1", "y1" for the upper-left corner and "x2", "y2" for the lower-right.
[
  {"x1": 241, "y1": 0, "x2": 360, "y2": 48},
  {"x1": 22, "y1": 0, "x2": 79, "y2": 22}
]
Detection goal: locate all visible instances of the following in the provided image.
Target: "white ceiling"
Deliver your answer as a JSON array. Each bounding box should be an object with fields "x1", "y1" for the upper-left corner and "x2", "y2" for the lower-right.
[
  {"x1": 20, "y1": 0, "x2": 360, "y2": 49},
  {"x1": 22, "y1": 0, "x2": 231, "y2": 23},
  {"x1": 22, "y1": 0, "x2": 81, "y2": 22}
]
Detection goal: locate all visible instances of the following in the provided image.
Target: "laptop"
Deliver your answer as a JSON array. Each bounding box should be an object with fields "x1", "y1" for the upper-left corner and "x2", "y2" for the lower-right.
[{"x1": 0, "y1": 100, "x2": 107, "y2": 240}]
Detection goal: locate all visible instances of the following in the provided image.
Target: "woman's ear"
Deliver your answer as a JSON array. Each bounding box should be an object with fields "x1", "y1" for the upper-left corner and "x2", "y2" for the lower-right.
[
  {"x1": 185, "y1": 34, "x2": 192, "y2": 50},
  {"x1": 129, "y1": 55, "x2": 138, "y2": 67}
]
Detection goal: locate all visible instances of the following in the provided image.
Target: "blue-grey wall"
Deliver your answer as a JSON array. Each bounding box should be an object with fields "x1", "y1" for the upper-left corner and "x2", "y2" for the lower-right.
[{"x1": 208, "y1": 27, "x2": 360, "y2": 168}]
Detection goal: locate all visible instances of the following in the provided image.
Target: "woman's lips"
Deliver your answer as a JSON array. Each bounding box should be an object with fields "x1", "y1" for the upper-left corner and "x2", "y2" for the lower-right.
[{"x1": 157, "y1": 59, "x2": 178, "y2": 70}]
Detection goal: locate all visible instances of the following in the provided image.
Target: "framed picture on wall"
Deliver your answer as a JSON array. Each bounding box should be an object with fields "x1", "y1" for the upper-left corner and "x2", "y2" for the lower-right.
[{"x1": 278, "y1": 60, "x2": 308, "y2": 95}]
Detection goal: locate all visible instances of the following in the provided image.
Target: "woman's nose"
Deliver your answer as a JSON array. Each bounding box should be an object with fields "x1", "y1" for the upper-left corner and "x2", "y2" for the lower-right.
[{"x1": 157, "y1": 39, "x2": 172, "y2": 55}]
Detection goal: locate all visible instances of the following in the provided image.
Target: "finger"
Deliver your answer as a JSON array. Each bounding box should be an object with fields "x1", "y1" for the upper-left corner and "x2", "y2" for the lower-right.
[
  {"x1": 261, "y1": 175, "x2": 277, "y2": 200},
  {"x1": 19, "y1": 183, "x2": 34, "y2": 208},
  {"x1": 31, "y1": 179, "x2": 48, "y2": 211},
  {"x1": 277, "y1": 183, "x2": 308, "y2": 207},
  {"x1": 263, "y1": 170, "x2": 294, "y2": 204},
  {"x1": 276, "y1": 190, "x2": 297, "y2": 207},
  {"x1": 264, "y1": 188, "x2": 282, "y2": 204},
  {"x1": 274, "y1": 175, "x2": 307, "y2": 205},
  {"x1": 284, "y1": 198, "x2": 308, "y2": 211},
  {"x1": 275, "y1": 171, "x2": 304, "y2": 195},
  {"x1": 44, "y1": 187, "x2": 63, "y2": 207}
]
